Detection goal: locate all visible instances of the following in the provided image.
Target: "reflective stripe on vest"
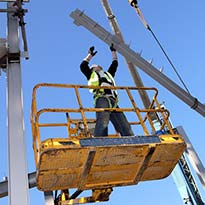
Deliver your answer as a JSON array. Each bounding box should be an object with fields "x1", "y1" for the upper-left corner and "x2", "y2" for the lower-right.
[{"x1": 88, "y1": 71, "x2": 118, "y2": 98}]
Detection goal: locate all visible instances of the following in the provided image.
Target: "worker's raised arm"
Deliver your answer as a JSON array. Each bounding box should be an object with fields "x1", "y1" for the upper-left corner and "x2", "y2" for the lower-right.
[
  {"x1": 108, "y1": 43, "x2": 118, "y2": 77},
  {"x1": 80, "y1": 46, "x2": 97, "y2": 80}
]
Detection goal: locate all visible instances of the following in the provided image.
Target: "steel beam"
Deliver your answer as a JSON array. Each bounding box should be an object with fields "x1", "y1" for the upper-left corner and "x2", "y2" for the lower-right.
[
  {"x1": 177, "y1": 126, "x2": 205, "y2": 190},
  {"x1": 7, "y1": 2, "x2": 29, "y2": 205},
  {"x1": 172, "y1": 164, "x2": 194, "y2": 205},
  {"x1": 70, "y1": 9, "x2": 205, "y2": 117},
  {"x1": 0, "y1": 172, "x2": 37, "y2": 198}
]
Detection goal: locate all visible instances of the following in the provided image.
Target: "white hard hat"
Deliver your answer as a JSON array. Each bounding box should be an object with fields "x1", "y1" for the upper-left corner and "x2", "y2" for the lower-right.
[
  {"x1": 90, "y1": 64, "x2": 103, "y2": 71},
  {"x1": 90, "y1": 64, "x2": 98, "y2": 69}
]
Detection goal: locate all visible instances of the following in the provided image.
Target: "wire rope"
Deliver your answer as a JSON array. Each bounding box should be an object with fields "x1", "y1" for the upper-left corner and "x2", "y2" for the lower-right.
[{"x1": 129, "y1": 0, "x2": 191, "y2": 95}]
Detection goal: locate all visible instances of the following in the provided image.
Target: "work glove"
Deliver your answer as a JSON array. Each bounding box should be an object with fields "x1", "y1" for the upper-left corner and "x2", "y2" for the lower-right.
[
  {"x1": 88, "y1": 46, "x2": 97, "y2": 56},
  {"x1": 110, "y1": 43, "x2": 116, "y2": 52}
]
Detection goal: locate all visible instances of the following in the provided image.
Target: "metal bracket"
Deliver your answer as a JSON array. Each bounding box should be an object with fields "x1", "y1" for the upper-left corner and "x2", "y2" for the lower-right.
[
  {"x1": 128, "y1": 0, "x2": 138, "y2": 8},
  {"x1": 8, "y1": 52, "x2": 20, "y2": 63}
]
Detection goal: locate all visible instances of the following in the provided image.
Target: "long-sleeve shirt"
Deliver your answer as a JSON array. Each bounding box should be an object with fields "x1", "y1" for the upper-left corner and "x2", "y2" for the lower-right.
[{"x1": 80, "y1": 60, "x2": 118, "y2": 80}]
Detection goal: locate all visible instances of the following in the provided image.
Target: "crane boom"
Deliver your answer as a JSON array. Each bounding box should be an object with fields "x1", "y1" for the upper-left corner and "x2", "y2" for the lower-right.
[
  {"x1": 70, "y1": 9, "x2": 205, "y2": 117},
  {"x1": 100, "y1": 0, "x2": 152, "y2": 110}
]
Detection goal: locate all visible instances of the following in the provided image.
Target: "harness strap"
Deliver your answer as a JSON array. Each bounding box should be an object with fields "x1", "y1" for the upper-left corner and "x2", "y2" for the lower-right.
[{"x1": 94, "y1": 95, "x2": 118, "y2": 108}]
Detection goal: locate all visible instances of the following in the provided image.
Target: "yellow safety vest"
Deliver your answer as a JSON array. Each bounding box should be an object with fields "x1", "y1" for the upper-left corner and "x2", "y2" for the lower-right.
[{"x1": 88, "y1": 71, "x2": 118, "y2": 102}]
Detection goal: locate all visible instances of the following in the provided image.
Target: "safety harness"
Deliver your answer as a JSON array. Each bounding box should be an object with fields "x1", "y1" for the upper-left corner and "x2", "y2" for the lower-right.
[{"x1": 88, "y1": 70, "x2": 118, "y2": 107}]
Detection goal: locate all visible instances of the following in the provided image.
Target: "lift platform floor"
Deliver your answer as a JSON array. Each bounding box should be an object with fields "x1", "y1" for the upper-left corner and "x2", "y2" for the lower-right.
[{"x1": 36, "y1": 134, "x2": 186, "y2": 191}]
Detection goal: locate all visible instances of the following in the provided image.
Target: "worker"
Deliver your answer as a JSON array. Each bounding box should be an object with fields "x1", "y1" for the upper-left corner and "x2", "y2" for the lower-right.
[{"x1": 80, "y1": 44, "x2": 134, "y2": 137}]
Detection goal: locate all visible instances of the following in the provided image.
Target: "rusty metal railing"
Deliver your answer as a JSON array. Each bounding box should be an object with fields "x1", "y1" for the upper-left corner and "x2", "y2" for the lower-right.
[{"x1": 31, "y1": 83, "x2": 173, "y2": 165}]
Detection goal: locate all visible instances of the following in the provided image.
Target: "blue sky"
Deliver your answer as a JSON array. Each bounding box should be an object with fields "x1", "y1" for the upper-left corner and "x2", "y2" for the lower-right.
[{"x1": 1, "y1": 0, "x2": 205, "y2": 204}]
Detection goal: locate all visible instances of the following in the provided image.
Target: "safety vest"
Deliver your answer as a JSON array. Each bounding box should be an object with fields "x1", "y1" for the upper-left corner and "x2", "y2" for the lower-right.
[{"x1": 88, "y1": 70, "x2": 118, "y2": 100}]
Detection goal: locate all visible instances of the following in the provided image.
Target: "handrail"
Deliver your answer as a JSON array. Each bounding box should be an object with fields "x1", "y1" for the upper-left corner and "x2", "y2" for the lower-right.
[{"x1": 31, "y1": 83, "x2": 172, "y2": 165}]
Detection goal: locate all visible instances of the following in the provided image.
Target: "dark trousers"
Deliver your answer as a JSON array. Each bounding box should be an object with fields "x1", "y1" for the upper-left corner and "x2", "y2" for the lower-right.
[{"x1": 94, "y1": 96, "x2": 134, "y2": 137}]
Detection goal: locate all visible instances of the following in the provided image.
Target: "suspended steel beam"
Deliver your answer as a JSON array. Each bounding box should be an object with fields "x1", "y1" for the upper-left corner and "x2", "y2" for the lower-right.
[{"x1": 69, "y1": 9, "x2": 205, "y2": 117}]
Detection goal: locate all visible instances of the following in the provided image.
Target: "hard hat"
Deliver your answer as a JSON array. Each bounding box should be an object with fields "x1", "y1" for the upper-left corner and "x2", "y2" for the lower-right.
[
  {"x1": 91, "y1": 64, "x2": 103, "y2": 71},
  {"x1": 90, "y1": 64, "x2": 98, "y2": 69}
]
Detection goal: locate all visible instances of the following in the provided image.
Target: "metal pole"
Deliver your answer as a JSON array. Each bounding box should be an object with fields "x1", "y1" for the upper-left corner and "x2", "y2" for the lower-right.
[
  {"x1": 7, "y1": 2, "x2": 29, "y2": 205},
  {"x1": 44, "y1": 191, "x2": 55, "y2": 205}
]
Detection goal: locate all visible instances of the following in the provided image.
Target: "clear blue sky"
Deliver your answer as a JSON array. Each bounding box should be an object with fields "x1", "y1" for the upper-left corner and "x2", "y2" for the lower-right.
[{"x1": 1, "y1": 0, "x2": 205, "y2": 204}]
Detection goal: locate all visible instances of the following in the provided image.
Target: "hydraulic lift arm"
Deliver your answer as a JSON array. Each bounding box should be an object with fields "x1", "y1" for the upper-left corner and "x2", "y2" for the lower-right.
[{"x1": 70, "y1": 9, "x2": 205, "y2": 117}]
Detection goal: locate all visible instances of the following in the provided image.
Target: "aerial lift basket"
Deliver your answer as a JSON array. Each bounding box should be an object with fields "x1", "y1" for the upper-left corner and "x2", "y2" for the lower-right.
[{"x1": 31, "y1": 83, "x2": 186, "y2": 202}]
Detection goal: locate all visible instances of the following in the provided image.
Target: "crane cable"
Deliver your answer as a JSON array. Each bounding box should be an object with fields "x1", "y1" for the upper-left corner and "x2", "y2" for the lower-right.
[{"x1": 129, "y1": 0, "x2": 191, "y2": 95}]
